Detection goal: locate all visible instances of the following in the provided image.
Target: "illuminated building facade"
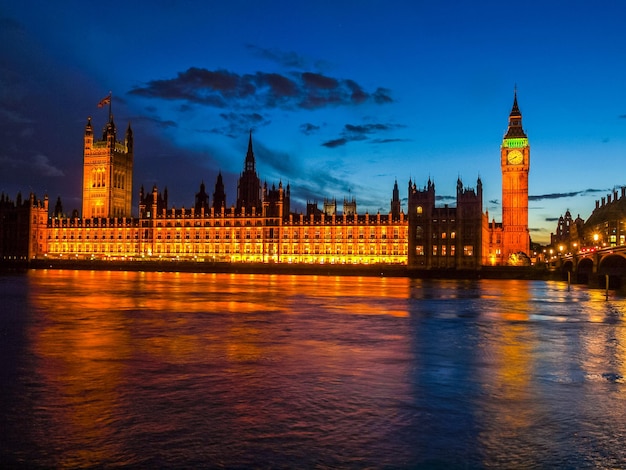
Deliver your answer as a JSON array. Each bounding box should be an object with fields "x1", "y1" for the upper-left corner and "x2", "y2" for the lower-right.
[{"x1": 2, "y1": 93, "x2": 534, "y2": 269}]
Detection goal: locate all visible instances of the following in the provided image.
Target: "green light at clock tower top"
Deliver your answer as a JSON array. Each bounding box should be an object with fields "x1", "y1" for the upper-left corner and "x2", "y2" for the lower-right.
[{"x1": 503, "y1": 137, "x2": 528, "y2": 148}]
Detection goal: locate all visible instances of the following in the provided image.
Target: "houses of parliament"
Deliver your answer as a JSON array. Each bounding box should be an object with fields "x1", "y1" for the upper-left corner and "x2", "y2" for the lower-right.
[{"x1": 0, "y1": 93, "x2": 532, "y2": 269}]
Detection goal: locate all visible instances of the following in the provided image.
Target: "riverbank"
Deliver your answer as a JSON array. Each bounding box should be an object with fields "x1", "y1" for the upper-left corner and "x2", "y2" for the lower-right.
[{"x1": 0, "y1": 258, "x2": 561, "y2": 281}]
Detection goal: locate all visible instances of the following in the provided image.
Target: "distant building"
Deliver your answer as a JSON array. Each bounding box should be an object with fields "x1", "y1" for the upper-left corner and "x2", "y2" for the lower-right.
[
  {"x1": 554, "y1": 187, "x2": 626, "y2": 251},
  {"x1": 0, "y1": 192, "x2": 48, "y2": 262}
]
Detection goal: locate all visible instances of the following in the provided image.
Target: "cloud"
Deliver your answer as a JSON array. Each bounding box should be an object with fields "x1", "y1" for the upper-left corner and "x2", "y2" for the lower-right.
[
  {"x1": 545, "y1": 217, "x2": 559, "y2": 222},
  {"x1": 529, "y1": 188, "x2": 608, "y2": 201},
  {"x1": 200, "y1": 112, "x2": 271, "y2": 138},
  {"x1": 0, "y1": 107, "x2": 34, "y2": 125},
  {"x1": 322, "y1": 122, "x2": 406, "y2": 148},
  {"x1": 130, "y1": 115, "x2": 178, "y2": 129},
  {"x1": 370, "y1": 138, "x2": 411, "y2": 144},
  {"x1": 302, "y1": 72, "x2": 338, "y2": 90},
  {"x1": 252, "y1": 140, "x2": 301, "y2": 181},
  {"x1": 322, "y1": 138, "x2": 349, "y2": 148},
  {"x1": 300, "y1": 123, "x2": 320, "y2": 135},
  {"x1": 245, "y1": 44, "x2": 308, "y2": 69},
  {"x1": 32, "y1": 154, "x2": 64, "y2": 177},
  {"x1": 129, "y1": 67, "x2": 392, "y2": 111},
  {"x1": 0, "y1": 153, "x2": 64, "y2": 178},
  {"x1": 373, "y1": 88, "x2": 394, "y2": 104},
  {"x1": 488, "y1": 199, "x2": 500, "y2": 205}
]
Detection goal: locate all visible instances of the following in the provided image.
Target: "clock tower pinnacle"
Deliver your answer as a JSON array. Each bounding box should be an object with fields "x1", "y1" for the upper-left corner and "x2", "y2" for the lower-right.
[{"x1": 500, "y1": 89, "x2": 530, "y2": 262}]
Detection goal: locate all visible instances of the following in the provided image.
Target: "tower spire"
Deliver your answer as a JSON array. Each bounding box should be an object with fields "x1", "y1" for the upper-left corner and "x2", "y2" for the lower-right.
[
  {"x1": 505, "y1": 88, "x2": 526, "y2": 138},
  {"x1": 245, "y1": 130, "x2": 255, "y2": 172}
]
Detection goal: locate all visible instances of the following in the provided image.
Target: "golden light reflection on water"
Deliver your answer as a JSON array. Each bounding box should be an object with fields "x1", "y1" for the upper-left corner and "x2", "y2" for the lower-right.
[
  {"x1": 24, "y1": 269, "x2": 414, "y2": 467},
  {"x1": 475, "y1": 281, "x2": 538, "y2": 463},
  {"x1": 14, "y1": 270, "x2": 626, "y2": 467}
]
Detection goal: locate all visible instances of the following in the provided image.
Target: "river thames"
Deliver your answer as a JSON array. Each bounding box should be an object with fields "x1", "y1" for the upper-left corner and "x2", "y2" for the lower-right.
[{"x1": 2, "y1": 269, "x2": 626, "y2": 468}]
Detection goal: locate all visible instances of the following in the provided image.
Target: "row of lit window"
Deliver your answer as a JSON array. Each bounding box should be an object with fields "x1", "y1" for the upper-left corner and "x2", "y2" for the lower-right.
[
  {"x1": 47, "y1": 229, "x2": 406, "y2": 240},
  {"x1": 415, "y1": 245, "x2": 474, "y2": 256},
  {"x1": 415, "y1": 227, "x2": 457, "y2": 240},
  {"x1": 47, "y1": 243, "x2": 405, "y2": 257}
]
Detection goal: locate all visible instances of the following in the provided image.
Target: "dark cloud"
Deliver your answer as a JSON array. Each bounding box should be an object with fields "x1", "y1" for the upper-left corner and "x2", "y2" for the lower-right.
[
  {"x1": 370, "y1": 138, "x2": 411, "y2": 144},
  {"x1": 0, "y1": 107, "x2": 34, "y2": 125},
  {"x1": 130, "y1": 115, "x2": 178, "y2": 129},
  {"x1": 322, "y1": 138, "x2": 349, "y2": 148},
  {"x1": 373, "y1": 88, "x2": 393, "y2": 104},
  {"x1": 489, "y1": 199, "x2": 500, "y2": 205},
  {"x1": 301, "y1": 72, "x2": 338, "y2": 90},
  {"x1": 261, "y1": 73, "x2": 298, "y2": 99},
  {"x1": 545, "y1": 217, "x2": 559, "y2": 222},
  {"x1": 32, "y1": 154, "x2": 64, "y2": 177},
  {"x1": 345, "y1": 123, "x2": 390, "y2": 134},
  {"x1": 436, "y1": 195, "x2": 456, "y2": 202},
  {"x1": 245, "y1": 44, "x2": 308, "y2": 69},
  {"x1": 0, "y1": 153, "x2": 64, "y2": 179},
  {"x1": 251, "y1": 140, "x2": 301, "y2": 182},
  {"x1": 322, "y1": 122, "x2": 406, "y2": 148},
  {"x1": 300, "y1": 123, "x2": 320, "y2": 135},
  {"x1": 345, "y1": 79, "x2": 368, "y2": 104},
  {"x1": 129, "y1": 67, "x2": 392, "y2": 111},
  {"x1": 529, "y1": 188, "x2": 608, "y2": 201},
  {"x1": 201, "y1": 112, "x2": 271, "y2": 138}
]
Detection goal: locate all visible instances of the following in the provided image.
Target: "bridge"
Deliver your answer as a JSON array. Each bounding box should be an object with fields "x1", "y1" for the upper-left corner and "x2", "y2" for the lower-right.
[{"x1": 560, "y1": 245, "x2": 626, "y2": 291}]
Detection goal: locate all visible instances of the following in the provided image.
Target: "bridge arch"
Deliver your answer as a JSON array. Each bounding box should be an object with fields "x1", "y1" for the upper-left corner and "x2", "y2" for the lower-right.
[
  {"x1": 598, "y1": 254, "x2": 626, "y2": 290},
  {"x1": 576, "y1": 257, "x2": 594, "y2": 285}
]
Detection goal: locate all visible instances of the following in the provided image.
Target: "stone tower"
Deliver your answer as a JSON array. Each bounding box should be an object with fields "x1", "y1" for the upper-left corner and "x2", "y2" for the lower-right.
[
  {"x1": 82, "y1": 110, "x2": 133, "y2": 219},
  {"x1": 500, "y1": 90, "x2": 530, "y2": 260}
]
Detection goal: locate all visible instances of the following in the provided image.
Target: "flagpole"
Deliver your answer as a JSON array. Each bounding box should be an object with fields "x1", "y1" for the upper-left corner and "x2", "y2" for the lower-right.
[{"x1": 108, "y1": 91, "x2": 112, "y2": 122}]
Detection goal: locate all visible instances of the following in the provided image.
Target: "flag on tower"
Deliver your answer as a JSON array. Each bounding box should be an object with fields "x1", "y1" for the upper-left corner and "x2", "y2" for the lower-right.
[{"x1": 97, "y1": 94, "x2": 111, "y2": 108}]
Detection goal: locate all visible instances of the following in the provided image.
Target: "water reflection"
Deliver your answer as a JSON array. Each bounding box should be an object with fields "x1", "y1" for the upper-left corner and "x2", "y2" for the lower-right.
[
  {"x1": 16, "y1": 270, "x2": 416, "y2": 467},
  {"x1": 1, "y1": 270, "x2": 626, "y2": 467}
]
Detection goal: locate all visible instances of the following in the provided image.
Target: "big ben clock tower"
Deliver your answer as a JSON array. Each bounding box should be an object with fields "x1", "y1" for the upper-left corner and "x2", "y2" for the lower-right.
[{"x1": 501, "y1": 90, "x2": 530, "y2": 261}]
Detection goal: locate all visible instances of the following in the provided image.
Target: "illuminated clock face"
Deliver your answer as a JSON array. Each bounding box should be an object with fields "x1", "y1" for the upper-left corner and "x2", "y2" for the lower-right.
[{"x1": 507, "y1": 149, "x2": 523, "y2": 165}]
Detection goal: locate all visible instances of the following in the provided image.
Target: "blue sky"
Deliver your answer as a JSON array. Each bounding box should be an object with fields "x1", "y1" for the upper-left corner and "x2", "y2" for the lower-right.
[{"x1": 1, "y1": 1, "x2": 625, "y2": 244}]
